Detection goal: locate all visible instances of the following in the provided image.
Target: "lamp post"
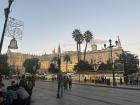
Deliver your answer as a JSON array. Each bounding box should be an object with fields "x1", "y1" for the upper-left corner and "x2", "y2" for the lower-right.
[
  {"x1": 104, "y1": 39, "x2": 118, "y2": 86},
  {"x1": 0, "y1": 0, "x2": 14, "y2": 54},
  {"x1": 57, "y1": 54, "x2": 63, "y2": 98},
  {"x1": 57, "y1": 55, "x2": 61, "y2": 72}
]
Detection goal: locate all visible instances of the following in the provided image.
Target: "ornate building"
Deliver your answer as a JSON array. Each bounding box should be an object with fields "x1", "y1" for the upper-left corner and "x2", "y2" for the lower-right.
[{"x1": 7, "y1": 37, "x2": 123, "y2": 73}]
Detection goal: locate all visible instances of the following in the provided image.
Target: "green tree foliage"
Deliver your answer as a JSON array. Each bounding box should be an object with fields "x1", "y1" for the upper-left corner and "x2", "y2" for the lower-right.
[
  {"x1": 63, "y1": 54, "x2": 71, "y2": 72},
  {"x1": 0, "y1": 54, "x2": 10, "y2": 75},
  {"x1": 52, "y1": 56, "x2": 58, "y2": 62},
  {"x1": 98, "y1": 60, "x2": 112, "y2": 71},
  {"x1": 115, "y1": 51, "x2": 139, "y2": 76},
  {"x1": 23, "y1": 58, "x2": 40, "y2": 74},
  {"x1": 83, "y1": 30, "x2": 93, "y2": 61},
  {"x1": 51, "y1": 56, "x2": 58, "y2": 67},
  {"x1": 48, "y1": 63, "x2": 59, "y2": 73},
  {"x1": 73, "y1": 60, "x2": 92, "y2": 72}
]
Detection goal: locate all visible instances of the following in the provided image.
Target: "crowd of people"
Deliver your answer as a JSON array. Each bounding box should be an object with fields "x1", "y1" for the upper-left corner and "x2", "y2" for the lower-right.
[
  {"x1": 63, "y1": 75, "x2": 72, "y2": 90},
  {"x1": 0, "y1": 75, "x2": 35, "y2": 105},
  {"x1": 57, "y1": 73, "x2": 72, "y2": 98}
]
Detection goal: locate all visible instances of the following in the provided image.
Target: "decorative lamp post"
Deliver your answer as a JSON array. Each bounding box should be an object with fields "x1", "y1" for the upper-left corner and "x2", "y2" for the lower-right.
[
  {"x1": 7, "y1": 17, "x2": 24, "y2": 49},
  {"x1": 0, "y1": 0, "x2": 14, "y2": 54},
  {"x1": 57, "y1": 54, "x2": 63, "y2": 98},
  {"x1": 57, "y1": 54, "x2": 61, "y2": 72},
  {"x1": 104, "y1": 39, "x2": 118, "y2": 86}
]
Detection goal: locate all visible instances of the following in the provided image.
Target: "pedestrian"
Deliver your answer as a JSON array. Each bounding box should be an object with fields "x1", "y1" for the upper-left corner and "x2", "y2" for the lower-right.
[
  {"x1": 31, "y1": 76, "x2": 35, "y2": 88},
  {"x1": 63, "y1": 76, "x2": 68, "y2": 90},
  {"x1": 0, "y1": 83, "x2": 6, "y2": 93},
  {"x1": 16, "y1": 83, "x2": 30, "y2": 105},
  {"x1": 0, "y1": 83, "x2": 6, "y2": 105},
  {"x1": 120, "y1": 77, "x2": 123, "y2": 85},
  {"x1": 19, "y1": 75, "x2": 28, "y2": 91},
  {"x1": 26, "y1": 77, "x2": 33, "y2": 98},
  {"x1": 0, "y1": 91, "x2": 5, "y2": 105},
  {"x1": 57, "y1": 72, "x2": 63, "y2": 98},
  {"x1": 68, "y1": 75, "x2": 72, "y2": 90},
  {"x1": 6, "y1": 86, "x2": 18, "y2": 105},
  {"x1": 124, "y1": 76, "x2": 128, "y2": 85},
  {"x1": 84, "y1": 77, "x2": 87, "y2": 83}
]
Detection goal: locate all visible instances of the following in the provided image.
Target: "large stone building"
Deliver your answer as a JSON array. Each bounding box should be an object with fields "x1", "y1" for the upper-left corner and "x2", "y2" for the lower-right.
[{"x1": 7, "y1": 37, "x2": 123, "y2": 74}]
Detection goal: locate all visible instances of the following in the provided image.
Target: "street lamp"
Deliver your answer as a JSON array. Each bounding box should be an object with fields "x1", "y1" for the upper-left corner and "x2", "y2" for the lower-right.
[
  {"x1": 104, "y1": 39, "x2": 118, "y2": 86},
  {"x1": 57, "y1": 54, "x2": 63, "y2": 98},
  {"x1": 0, "y1": 0, "x2": 14, "y2": 54}
]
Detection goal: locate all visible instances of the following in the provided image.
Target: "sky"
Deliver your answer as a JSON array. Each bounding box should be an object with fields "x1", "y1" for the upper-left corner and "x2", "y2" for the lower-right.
[{"x1": 0, "y1": 0, "x2": 140, "y2": 57}]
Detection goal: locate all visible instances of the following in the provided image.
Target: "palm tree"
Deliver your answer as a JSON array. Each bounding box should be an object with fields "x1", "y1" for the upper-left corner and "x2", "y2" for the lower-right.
[
  {"x1": 63, "y1": 54, "x2": 71, "y2": 73},
  {"x1": 78, "y1": 34, "x2": 84, "y2": 61},
  {"x1": 72, "y1": 29, "x2": 84, "y2": 62},
  {"x1": 83, "y1": 30, "x2": 93, "y2": 61}
]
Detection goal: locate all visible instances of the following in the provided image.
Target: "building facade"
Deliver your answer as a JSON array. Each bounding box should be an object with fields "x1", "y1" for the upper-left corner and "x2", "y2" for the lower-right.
[{"x1": 7, "y1": 37, "x2": 123, "y2": 73}]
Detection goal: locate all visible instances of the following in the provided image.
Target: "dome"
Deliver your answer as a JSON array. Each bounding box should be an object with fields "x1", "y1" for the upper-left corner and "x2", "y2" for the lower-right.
[{"x1": 91, "y1": 44, "x2": 97, "y2": 51}]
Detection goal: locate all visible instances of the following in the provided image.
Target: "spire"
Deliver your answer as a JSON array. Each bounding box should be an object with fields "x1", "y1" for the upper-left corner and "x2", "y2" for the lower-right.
[
  {"x1": 57, "y1": 44, "x2": 61, "y2": 55},
  {"x1": 117, "y1": 36, "x2": 122, "y2": 48}
]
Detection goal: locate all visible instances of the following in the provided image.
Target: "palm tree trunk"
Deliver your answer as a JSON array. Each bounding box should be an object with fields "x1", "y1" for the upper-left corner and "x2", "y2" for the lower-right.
[
  {"x1": 66, "y1": 61, "x2": 68, "y2": 73},
  {"x1": 84, "y1": 42, "x2": 88, "y2": 61},
  {"x1": 79, "y1": 43, "x2": 81, "y2": 61},
  {"x1": 77, "y1": 43, "x2": 79, "y2": 62}
]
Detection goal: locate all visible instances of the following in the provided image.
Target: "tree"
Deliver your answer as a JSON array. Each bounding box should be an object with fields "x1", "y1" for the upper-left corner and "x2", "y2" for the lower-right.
[
  {"x1": 0, "y1": 54, "x2": 10, "y2": 75},
  {"x1": 48, "y1": 63, "x2": 59, "y2": 73},
  {"x1": 73, "y1": 60, "x2": 92, "y2": 72},
  {"x1": 72, "y1": 29, "x2": 84, "y2": 62},
  {"x1": 83, "y1": 30, "x2": 93, "y2": 61},
  {"x1": 52, "y1": 56, "x2": 58, "y2": 62},
  {"x1": 98, "y1": 60, "x2": 112, "y2": 71},
  {"x1": 52, "y1": 56, "x2": 58, "y2": 67},
  {"x1": 115, "y1": 51, "x2": 139, "y2": 76},
  {"x1": 73, "y1": 60, "x2": 92, "y2": 82},
  {"x1": 23, "y1": 58, "x2": 40, "y2": 74},
  {"x1": 63, "y1": 54, "x2": 71, "y2": 73}
]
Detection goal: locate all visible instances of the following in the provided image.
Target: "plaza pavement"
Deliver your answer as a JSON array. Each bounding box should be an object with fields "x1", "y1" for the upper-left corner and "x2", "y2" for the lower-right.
[
  {"x1": 44, "y1": 80, "x2": 140, "y2": 90},
  {"x1": 73, "y1": 81, "x2": 140, "y2": 90},
  {"x1": 30, "y1": 80, "x2": 140, "y2": 105},
  {"x1": 2, "y1": 80, "x2": 140, "y2": 105}
]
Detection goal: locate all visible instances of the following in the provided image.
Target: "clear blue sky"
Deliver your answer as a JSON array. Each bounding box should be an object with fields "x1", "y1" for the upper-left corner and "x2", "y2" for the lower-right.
[{"x1": 0, "y1": 0, "x2": 140, "y2": 57}]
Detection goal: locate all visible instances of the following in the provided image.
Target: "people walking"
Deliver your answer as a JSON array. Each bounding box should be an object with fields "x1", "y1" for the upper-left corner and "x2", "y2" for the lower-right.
[
  {"x1": 31, "y1": 76, "x2": 35, "y2": 88},
  {"x1": 68, "y1": 75, "x2": 72, "y2": 90},
  {"x1": 57, "y1": 72, "x2": 63, "y2": 98},
  {"x1": 84, "y1": 77, "x2": 87, "y2": 83},
  {"x1": 6, "y1": 86, "x2": 18, "y2": 105},
  {"x1": 63, "y1": 75, "x2": 68, "y2": 90},
  {"x1": 26, "y1": 77, "x2": 33, "y2": 96},
  {"x1": 0, "y1": 83, "x2": 6, "y2": 105},
  {"x1": 16, "y1": 83, "x2": 30, "y2": 105},
  {"x1": 19, "y1": 75, "x2": 27, "y2": 90}
]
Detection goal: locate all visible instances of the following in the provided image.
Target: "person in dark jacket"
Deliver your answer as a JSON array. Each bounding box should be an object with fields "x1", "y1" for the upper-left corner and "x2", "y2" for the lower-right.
[
  {"x1": 6, "y1": 86, "x2": 17, "y2": 105},
  {"x1": 68, "y1": 75, "x2": 72, "y2": 90},
  {"x1": 16, "y1": 84, "x2": 30, "y2": 105}
]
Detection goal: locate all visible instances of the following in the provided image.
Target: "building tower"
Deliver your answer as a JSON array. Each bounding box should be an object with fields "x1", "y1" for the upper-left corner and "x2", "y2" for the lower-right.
[
  {"x1": 91, "y1": 38, "x2": 97, "y2": 51},
  {"x1": 117, "y1": 36, "x2": 122, "y2": 48},
  {"x1": 57, "y1": 44, "x2": 61, "y2": 56}
]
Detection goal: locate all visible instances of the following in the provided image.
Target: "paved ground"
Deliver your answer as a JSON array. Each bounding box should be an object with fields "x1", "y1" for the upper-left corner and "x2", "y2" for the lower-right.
[
  {"x1": 73, "y1": 82, "x2": 140, "y2": 90},
  {"x1": 30, "y1": 81, "x2": 140, "y2": 105}
]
